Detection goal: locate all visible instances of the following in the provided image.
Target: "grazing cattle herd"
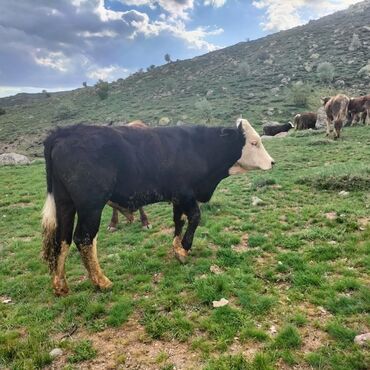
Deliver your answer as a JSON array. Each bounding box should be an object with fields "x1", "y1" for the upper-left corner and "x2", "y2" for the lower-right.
[
  {"x1": 41, "y1": 91, "x2": 369, "y2": 296},
  {"x1": 262, "y1": 93, "x2": 369, "y2": 139}
]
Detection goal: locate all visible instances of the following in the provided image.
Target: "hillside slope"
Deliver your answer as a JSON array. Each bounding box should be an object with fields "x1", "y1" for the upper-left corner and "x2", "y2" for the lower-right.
[{"x1": 1, "y1": 0, "x2": 370, "y2": 156}]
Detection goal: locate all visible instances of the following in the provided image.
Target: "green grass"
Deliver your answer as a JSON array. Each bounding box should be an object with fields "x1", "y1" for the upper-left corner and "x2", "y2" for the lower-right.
[{"x1": 0, "y1": 126, "x2": 370, "y2": 368}]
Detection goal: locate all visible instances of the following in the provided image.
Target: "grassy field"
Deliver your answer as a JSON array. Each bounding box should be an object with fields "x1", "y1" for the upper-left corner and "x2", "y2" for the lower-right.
[{"x1": 0, "y1": 126, "x2": 369, "y2": 369}]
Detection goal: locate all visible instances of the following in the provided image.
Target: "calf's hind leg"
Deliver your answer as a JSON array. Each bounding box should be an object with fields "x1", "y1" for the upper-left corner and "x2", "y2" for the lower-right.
[
  {"x1": 108, "y1": 208, "x2": 119, "y2": 232},
  {"x1": 74, "y1": 209, "x2": 112, "y2": 290},
  {"x1": 52, "y1": 202, "x2": 75, "y2": 296}
]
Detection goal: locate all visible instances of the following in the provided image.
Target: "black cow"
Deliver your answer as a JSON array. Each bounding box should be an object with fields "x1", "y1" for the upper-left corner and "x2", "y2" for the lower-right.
[
  {"x1": 42, "y1": 119, "x2": 274, "y2": 296},
  {"x1": 263, "y1": 122, "x2": 294, "y2": 136}
]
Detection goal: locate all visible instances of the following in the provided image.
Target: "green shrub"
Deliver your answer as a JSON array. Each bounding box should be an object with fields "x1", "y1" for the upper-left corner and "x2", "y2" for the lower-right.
[
  {"x1": 195, "y1": 98, "x2": 213, "y2": 123},
  {"x1": 95, "y1": 79, "x2": 109, "y2": 100},
  {"x1": 53, "y1": 104, "x2": 76, "y2": 120},
  {"x1": 291, "y1": 82, "x2": 310, "y2": 107},
  {"x1": 239, "y1": 61, "x2": 251, "y2": 77},
  {"x1": 0, "y1": 107, "x2": 5, "y2": 115},
  {"x1": 317, "y1": 62, "x2": 335, "y2": 83}
]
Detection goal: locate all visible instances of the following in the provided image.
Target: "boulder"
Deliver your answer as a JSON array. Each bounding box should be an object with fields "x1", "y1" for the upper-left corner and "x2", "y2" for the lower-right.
[
  {"x1": 158, "y1": 117, "x2": 170, "y2": 126},
  {"x1": 0, "y1": 153, "x2": 30, "y2": 166},
  {"x1": 274, "y1": 132, "x2": 289, "y2": 138}
]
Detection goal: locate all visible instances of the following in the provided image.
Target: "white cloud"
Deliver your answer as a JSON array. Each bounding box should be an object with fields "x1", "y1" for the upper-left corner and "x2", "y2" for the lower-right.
[
  {"x1": 86, "y1": 65, "x2": 130, "y2": 81},
  {"x1": 204, "y1": 0, "x2": 227, "y2": 8},
  {"x1": 252, "y1": 0, "x2": 363, "y2": 31},
  {"x1": 33, "y1": 51, "x2": 71, "y2": 72},
  {"x1": 130, "y1": 14, "x2": 223, "y2": 51},
  {"x1": 120, "y1": 0, "x2": 194, "y2": 20}
]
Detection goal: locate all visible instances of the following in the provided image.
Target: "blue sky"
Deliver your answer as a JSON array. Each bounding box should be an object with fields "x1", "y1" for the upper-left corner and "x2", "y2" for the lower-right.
[{"x1": 0, "y1": 0, "x2": 363, "y2": 97}]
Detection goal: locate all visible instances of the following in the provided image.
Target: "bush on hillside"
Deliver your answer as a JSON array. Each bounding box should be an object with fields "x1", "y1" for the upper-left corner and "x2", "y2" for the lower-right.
[
  {"x1": 239, "y1": 61, "x2": 251, "y2": 77},
  {"x1": 349, "y1": 33, "x2": 361, "y2": 51},
  {"x1": 195, "y1": 98, "x2": 213, "y2": 124},
  {"x1": 54, "y1": 104, "x2": 76, "y2": 121},
  {"x1": 257, "y1": 50, "x2": 270, "y2": 61},
  {"x1": 290, "y1": 82, "x2": 310, "y2": 107},
  {"x1": 317, "y1": 62, "x2": 335, "y2": 83},
  {"x1": 95, "y1": 79, "x2": 109, "y2": 100},
  {"x1": 0, "y1": 107, "x2": 5, "y2": 115},
  {"x1": 42, "y1": 89, "x2": 51, "y2": 98}
]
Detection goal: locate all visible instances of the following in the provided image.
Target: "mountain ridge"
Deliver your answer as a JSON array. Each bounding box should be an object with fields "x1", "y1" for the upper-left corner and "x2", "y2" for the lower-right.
[{"x1": 1, "y1": 0, "x2": 369, "y2": 155}]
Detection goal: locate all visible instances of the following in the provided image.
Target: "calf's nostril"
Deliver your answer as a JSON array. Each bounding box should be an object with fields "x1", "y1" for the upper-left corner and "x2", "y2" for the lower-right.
[{"x1": 271, "y1": 160, "x2": 276, "y2": 166}]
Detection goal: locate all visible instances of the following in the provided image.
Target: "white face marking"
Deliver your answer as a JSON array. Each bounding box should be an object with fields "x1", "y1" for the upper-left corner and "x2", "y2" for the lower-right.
[{"x1": 231, "y1": 119, "x2": 274, "y2": 172}]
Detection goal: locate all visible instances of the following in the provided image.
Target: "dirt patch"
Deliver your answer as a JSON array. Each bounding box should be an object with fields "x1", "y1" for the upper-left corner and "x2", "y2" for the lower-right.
[
  {"x1": 228, "y1": 339, "x2": 263, "y2": 360},
  {"x1": 300, "y1": 325, "x2": 328, "y2": 353},
  {"x1": 50, "y1": 316, "x2": 202, "y2": 370},
  {"x1": 7, "y1": 202, "x2": 34, "y2": 208},
  {"x1": 358, "y1": 217, "x2": 370, "y2": 229},
  {"x1": 232, "y1": 234, "x2": 249, "y2": 253}
]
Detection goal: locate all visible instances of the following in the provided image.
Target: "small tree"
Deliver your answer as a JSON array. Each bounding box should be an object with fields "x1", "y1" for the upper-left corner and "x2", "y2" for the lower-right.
[
  {"x1": 82, "y1": 81, "x2": 87, "y2": 88},
  {"x1": 239, "y1": 61, "x2": 251, "y2": 77},
  {"x1": 164, "y1": 53, "x2": 171, "y2": 63},
  {"x1": 42, "y1": 89, "x2": 51, "y2": 98},
  {"x1": 349, "y1": 33, "x2": 361, "y2": 51},
  {"x1": 291, "y1": 82, "x2": 309, "y2": 107},
  {"x1": 54, "y1": 104, "x2": 76, "y2": 121},
  {"x1": 95, "y1": 79, "x2": 109, "y2": 100},
  {"x1": 0, "y1": 107, "x2": 5, "y2": 116},
  {"x1": 317, "y1": 62, "x2": 335, "y2": 83},
  {"x1": 147, "y1": 64, "x2": 156, "y2": 72},
  {"x1": 195, "y1": 98, "x2": 213, "y2": 123}
]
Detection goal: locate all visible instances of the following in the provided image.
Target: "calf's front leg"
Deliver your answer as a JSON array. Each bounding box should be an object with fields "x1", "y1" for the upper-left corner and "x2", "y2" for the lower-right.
[{"x1": 173, "y1": 200, "x2": 200, "y2": 264}]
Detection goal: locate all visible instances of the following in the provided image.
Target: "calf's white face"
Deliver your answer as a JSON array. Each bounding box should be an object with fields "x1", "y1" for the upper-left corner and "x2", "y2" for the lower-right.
[{"x1": 229, "y1": 119, "x2": 274, "y2": 175}]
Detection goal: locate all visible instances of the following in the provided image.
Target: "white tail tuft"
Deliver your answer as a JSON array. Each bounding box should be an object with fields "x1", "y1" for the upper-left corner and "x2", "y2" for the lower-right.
[{"x1": 42, "y1": 193, "x2": 57, "y2": 231}]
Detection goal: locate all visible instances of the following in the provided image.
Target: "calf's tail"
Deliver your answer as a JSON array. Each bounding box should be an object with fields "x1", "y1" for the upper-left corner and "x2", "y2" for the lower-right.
[{"x1": 41, "y1": 137, "x2": 57, "y2": 272}]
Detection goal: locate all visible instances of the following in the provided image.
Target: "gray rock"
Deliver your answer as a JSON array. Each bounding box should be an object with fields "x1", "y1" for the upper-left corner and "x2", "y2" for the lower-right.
[
  {"x1": 334, "y1": 79, "x2": 345, "y2": 88},
  {"x1": 49, "y1": 348, "x2": 63, "y2": 358},
  {"x1": 252, "y1": 196, "x2": 265, "y2": 206},
  {"x1": 212, "y1": 298, "x2": 229, "y2": 308},
  {"x1": 354, "y1": 333, "x2": 370, "y2": 346},
  {"x1": 0, "y1": 153, "x2": 30, "y2": 166},
  {"x1": 275, "y1": 132, "x2": 289, "y2": 138}
]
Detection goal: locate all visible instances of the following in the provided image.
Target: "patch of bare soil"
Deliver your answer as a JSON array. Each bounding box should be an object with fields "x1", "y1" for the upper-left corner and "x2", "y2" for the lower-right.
[
  {"x1": 228, "y1": 339, "x2": 263, "y2": 360},
  {"x1": 7, "y1": 201, "x2": 34, "y2": 208},
  {"x1": 231, "y1": 233, "x2": 249, "y2": 253},
  {"x1": 50, "y1": 316, "x2": 202, "y2": 370},
  {"x1": 358, "y1": 217, "x2": 370, "y2": 230}
]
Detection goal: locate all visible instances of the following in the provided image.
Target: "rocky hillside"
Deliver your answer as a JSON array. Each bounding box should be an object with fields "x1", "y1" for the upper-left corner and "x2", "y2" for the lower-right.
[{"x1": 1, "y1": 0, "x2": 370, "y2": 155}]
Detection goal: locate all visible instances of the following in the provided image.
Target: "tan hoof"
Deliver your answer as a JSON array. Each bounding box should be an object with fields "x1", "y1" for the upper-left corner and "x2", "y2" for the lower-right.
[
  {"x1": 53, "y1": 276, "x2": 69, "y2": 297},
  {"x1": 94, "y1": 275, "x2": 113, "y2": 290},
  {"x1": 107, "y1": 225, "x2": 117, "y2": 232},
  {"x1": 173, "y1": 237, "x2": 188, "y2": 264}
]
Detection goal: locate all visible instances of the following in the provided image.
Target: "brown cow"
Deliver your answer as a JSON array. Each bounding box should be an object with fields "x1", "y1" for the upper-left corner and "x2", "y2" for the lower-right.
[
  {"x1": 322, "y1": 94, "x2": 350, "y2": 139},
  {"x1": 347, "y1": 94, "x2": 370, "y2": 126},
  {"x1": 292, "y1": 112, "x2": 317, "y2": 130},
  {"x1": 107, "y1": 120, "x2": 151, "y2": 231}
]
